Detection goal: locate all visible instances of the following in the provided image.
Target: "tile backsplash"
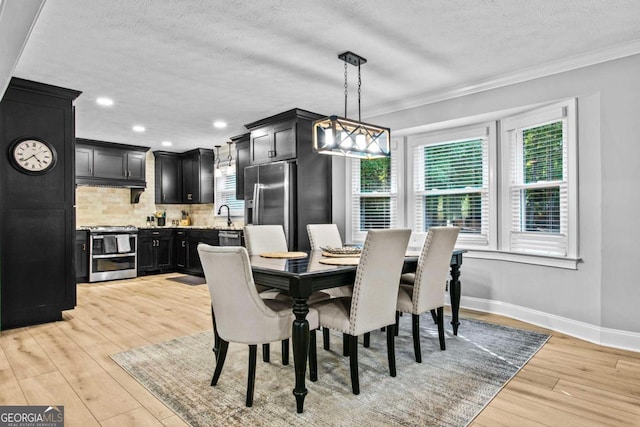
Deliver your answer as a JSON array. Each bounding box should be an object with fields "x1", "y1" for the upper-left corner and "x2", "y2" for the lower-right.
[{"x1": 76, "y1": 151, "x2": 242, "y2": 228}]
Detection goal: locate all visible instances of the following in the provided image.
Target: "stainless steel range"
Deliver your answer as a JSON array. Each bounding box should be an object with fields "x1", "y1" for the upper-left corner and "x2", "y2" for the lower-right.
[{"x1": 84, "y1": 225, "x2": 138, "y2": 282}]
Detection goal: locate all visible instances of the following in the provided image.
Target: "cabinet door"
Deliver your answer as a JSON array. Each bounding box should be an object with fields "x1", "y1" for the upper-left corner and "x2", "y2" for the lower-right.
[
  {"x1": 156, "y1": 235, "x2": 173, "y2": 269},
  {"x1": 250, "y1": 128, "x2": 272, "y2": 165},
  {"x1": 186, "y1": 239, "x2": 201, "y2": 273},
  {"x1": 271, "y1": 119, "x2": 296, "y2": 161},
  {"x1": 93, "y1": 149, "x2": 126, "y2": 179},
  {"x1": 155, "y1": 154, "x2": 181, "y2": 204},
  {"x1": 75, "y1": 232, "x2": 88, "y2": 282},
  {"x1": 76, "y1": 147, "x2": 94, "y2": 178},
  {"x1": 126, "y1": 151, "x2": 146, "y2": 181},
  {"x1": 137, "y1": 236, "x2": 155, "y2": 273},
  {"x1": 176, "y1": 234, "x2": 187, "y2": 270},
  {"x1": 182, "y1": 155, "x2": 198, "y2": 203},
  {"x1": 235, "y1": 140, "x2": 250, "y2": 200}
]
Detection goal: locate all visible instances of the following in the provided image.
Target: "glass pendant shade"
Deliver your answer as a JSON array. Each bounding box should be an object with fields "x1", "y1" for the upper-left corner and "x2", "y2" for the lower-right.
[{"x1": 313, "y1": 115, "x2": 390, "y2": 159}]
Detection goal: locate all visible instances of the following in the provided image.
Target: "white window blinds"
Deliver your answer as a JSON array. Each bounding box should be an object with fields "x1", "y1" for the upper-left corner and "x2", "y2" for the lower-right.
[
  {"x1": 350, "y1": 151, "x2": 398, "y2": 242},
  {"x1": 215, "y1": 171, "x2": 244, "y2": 217},
  {"x1": 410, "y1": 124, "x2": 493, "y2": 247},
  {"x1": 502, "y1": 99, "x2": 577, "y2": 257}
]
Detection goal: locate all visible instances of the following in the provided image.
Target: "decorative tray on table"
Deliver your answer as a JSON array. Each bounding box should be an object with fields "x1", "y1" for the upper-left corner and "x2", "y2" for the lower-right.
[{"x1": 320, "y1": 246, "x2": 362, "y2": 258}]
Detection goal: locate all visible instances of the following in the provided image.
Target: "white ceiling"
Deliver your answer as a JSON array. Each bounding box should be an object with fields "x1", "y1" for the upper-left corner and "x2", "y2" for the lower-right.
[{"x1": 8, "y1": 0, "x2": 640, "y2": 153}]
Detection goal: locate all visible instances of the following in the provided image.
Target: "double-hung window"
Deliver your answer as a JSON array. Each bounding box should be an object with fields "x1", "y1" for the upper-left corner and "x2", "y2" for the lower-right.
[
  {"x1": 500, "y1": 99, "x2": 577, "y2": 258},
  {"x1": 215, "y1": 170, "x2": 244, "y2": 217},
  {"x1": 408, "y1": 123, "x2": 495, "y2": 248},
  {"x1": 348, "y1": 149, "x2": 398, "y2": 243}
]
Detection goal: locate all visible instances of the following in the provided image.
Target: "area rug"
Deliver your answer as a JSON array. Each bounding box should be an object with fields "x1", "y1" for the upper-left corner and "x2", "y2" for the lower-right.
[
  {"x1": 166, "y1": 275, "x2": 206, "y2": 286},
  {"x1": 111, "y1": 315, "x2": 549, "y2": 426}
]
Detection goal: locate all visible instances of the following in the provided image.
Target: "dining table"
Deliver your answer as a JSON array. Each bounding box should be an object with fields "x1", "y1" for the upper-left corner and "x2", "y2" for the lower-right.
[{"x1": 249, "y1": 248, "x2": 466, "y2": 413}]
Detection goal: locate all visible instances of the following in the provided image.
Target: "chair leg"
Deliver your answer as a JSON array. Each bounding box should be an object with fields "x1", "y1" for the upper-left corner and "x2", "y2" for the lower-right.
[
  {"x1": 309, "y1": 330, "x2": 318, "y2": 381},
  {"x1": 348, "y1": 334, "x2": 360, "y2": 395},
  {"x1": 395, "y1": 311, "x2": 400, "y2": 336},
  {"x1": 323, "y1": 328, "x2": 330, "y2": 351},
  {"x1": 386, "y1": 324, "x2": 397, "y2": 377},
  {"x1": 262, "y1": 343, "x2": 270, "y2": 363},
  {"x1": 412, "y1": 313, "x2": 422, "y2": 363},
  {"x1": 211, "y1": 306, "x2": 220, "y2": 358},
  {"x1": 363, "y1": 332, "x2": 370, "y2": 348},
  {"x1": 246, "y1": 345, "x2": 257, "y2": 407},
  {"x1": 343, "y1": 333, "x2": 349, "y2": 357},
  {"x1": 211, "y1": 339, "x2": 229, "y2": 386},
  {"x1": 437, "y1": 306, "x2": 446, "y2": 350},
  {"x1": 282, "y1": 339, "x2": 289, "y2": 365},
  {"x1": 431, "y1": 309, "x2": 438, "y2": 324}
]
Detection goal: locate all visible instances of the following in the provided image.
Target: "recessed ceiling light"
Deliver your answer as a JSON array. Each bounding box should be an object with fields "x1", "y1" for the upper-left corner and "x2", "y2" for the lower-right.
[
  {"x1": 132, "y1": 125, "x2": 146, "y2": 133},
  {"x1": 213, "y1": 121, "x2": 227, "y2": 129},
  {"x1": 161, "y1": 141, "x2": 172, "y2": 146},
  {"x1": 96, "y1": 97, "x2": 114, "y2": 106}
]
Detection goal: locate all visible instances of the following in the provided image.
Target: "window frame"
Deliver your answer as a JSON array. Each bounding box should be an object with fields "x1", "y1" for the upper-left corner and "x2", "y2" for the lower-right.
[{"x1": 214, "y1": 170, "x2": 244, "y2": 218}]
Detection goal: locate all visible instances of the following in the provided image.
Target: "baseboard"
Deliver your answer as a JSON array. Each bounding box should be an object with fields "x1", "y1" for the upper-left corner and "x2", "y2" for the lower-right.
[{"x1": 445, "y1": 295, "x2": 640, "y2": 353}]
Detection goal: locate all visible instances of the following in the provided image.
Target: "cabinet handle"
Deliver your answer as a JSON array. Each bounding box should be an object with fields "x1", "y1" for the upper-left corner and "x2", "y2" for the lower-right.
[
  {"x1": 182, "y1": 241, "x2": 186, "y2": 247},
  {"x1": 89, "y1": 167, "x2": 92, "y2": 174},
  {"x1": 82, "y1": 243, "x2": 86, "y2": 251},
  {"x1": 268, "y1": 150, "x2": 276, "y2": 158}
]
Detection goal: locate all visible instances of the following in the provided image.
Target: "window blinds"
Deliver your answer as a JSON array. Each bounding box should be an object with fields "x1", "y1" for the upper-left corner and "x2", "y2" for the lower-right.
[{"x1": 215, "y1": 172, "x2": 244, "y2": 217}]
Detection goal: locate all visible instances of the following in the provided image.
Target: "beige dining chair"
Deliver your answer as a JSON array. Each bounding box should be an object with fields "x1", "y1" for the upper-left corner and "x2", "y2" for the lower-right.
[
  {"x1": 306, "y1": 223, "x2": 343, "y2": 250},
  {"x1": 198, "y1": 244, "x2": 320, "y2": 407},
  {"x1": 308, "y1": 228, "x2": 411, "y2": 395},
  {"x1": 396, "y1": 227, "x2": 459, "y2": 362},
  {"x1": 243, "y1": 224, "x2": 288, "y2": 255}
]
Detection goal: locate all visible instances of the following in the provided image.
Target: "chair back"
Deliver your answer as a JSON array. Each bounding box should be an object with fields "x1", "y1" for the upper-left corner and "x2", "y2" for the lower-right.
[
  {"x1": 307, "y1": 224, "x2": 343, "y2": 250},
  {"x1": 243, "y1": 225, "x2": 288, "y2": 255},
  {"x1": 198, "y1": 244, "x2": 291, "y2": 344},
  {"x1": 349, "y1": 229, "x2": 411, "y2": 336},
  {"x1": 412, "y1": 227, "x2": 459, "y2": 313}
]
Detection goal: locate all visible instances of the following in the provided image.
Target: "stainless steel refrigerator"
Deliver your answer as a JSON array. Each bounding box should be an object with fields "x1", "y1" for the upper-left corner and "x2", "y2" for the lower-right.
[{"x1": 244, "y1": 161, "x2": 297, "y2": 249}]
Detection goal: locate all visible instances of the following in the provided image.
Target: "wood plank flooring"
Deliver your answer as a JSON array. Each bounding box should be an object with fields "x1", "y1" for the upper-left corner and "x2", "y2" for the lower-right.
[{"x1": 0, "y1": 274, "x2": 638, "y2": 426}]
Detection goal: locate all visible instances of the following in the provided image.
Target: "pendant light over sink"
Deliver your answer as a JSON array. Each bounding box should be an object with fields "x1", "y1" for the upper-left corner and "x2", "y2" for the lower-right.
[{"x1": 313, "y1": 51, "x2": 390, "y2": 159}]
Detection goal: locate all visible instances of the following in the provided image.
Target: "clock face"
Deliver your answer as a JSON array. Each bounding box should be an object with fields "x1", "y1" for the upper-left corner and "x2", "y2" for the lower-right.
[{"x1": 10, "y1": 138, "x2": 57, "y2": 175}]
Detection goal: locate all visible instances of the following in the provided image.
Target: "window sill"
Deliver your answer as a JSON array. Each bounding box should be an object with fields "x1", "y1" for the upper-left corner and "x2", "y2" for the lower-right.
[{"x1": 461, "y1": 249, "x2": 581, "y2": 270}]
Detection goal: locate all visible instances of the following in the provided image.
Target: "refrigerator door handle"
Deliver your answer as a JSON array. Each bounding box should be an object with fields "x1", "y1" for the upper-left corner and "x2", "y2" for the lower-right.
[{"x1": 252, "y1": 183, "x2": 262, "y2": 224}]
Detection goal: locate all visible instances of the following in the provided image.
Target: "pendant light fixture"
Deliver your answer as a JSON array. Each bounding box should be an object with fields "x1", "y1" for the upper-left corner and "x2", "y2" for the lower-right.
[
  {"x1": 313, "y1": 51, "x2": 390, "y2": 159},
  {"x1": 225, "y1": 140, "x2": 235, "y2": 175},
  {"x1": 214, "y1": 145, "x2": 222, "y2": 178}
]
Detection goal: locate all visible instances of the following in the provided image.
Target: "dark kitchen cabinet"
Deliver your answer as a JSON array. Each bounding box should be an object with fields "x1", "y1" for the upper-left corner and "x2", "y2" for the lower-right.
[
  {"x1": 75, "y1": 230, "x2": 89, "y2": 283},
  {"x1": 76, "y1": 139, "x2": 149, "y2": 187},
  {"x1": 247, "y1": 118, "x2": 297, "y2": 165},
  {"x1": 0, "y1": 78, "x2": 81, "y2": 330},
  {"x1": 154, "y1": 148, "x2": 214, "y2": 204},
  {"x1": 175, "y1": 229, "x2": 218, "y2": 275},
  {"x1": 154, "y1": 152, "x2": 182, "y2": 204},
  {"x1": 232, "y1": 133, "x2": 250, "y2": 199},
  {"x1": 137, "y1": 229, "x2": 174, "y2": 274}
]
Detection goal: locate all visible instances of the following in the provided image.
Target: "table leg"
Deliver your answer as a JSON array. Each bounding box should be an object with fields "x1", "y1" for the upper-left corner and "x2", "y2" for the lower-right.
[
  {"x1": 449, "y1": 262, "x2": 461, "y2": 335},
  {"x1": 292, "y1": 296, "x2": 309, "y2": 413}
]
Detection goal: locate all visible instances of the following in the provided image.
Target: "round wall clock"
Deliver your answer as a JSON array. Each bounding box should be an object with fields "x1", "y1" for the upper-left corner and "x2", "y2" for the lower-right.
[{"x1": 9, "y1": 137, "x2": 58, "y2": 175}]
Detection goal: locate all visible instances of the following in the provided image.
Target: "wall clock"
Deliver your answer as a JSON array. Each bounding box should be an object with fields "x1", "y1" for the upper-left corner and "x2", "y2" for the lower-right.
[{"x1": 9, "y1": 137, "x2": 58, "y2": 175}]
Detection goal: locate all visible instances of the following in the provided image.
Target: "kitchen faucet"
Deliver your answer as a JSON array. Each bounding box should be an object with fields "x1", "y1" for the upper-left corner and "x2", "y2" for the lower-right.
[{"x1": 217, "y1": 204, "x2": 232, "y2": 227}]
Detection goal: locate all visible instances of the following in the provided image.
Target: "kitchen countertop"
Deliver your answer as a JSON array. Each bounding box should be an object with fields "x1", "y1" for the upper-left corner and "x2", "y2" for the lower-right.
[{"x1": 77, "y1": 226, "x2": 244, "y2": 231}]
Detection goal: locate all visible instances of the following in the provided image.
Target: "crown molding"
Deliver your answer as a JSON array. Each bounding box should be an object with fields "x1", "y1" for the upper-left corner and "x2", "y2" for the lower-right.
[{"x1": 369, "y1": 38, "x2": 640, "y2": 118}]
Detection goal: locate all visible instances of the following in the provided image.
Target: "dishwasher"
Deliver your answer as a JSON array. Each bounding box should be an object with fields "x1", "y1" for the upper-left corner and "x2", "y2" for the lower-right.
[{"x1": 218, "y1": 230, "x2": 242, "y2": 246}]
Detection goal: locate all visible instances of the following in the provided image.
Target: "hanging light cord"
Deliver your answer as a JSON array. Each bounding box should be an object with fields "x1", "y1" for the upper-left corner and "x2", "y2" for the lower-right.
[
  {"x1": 344, "y1": 61, "x2": 348, "y2": 118},
  {"x1": 358, "y1": 63, "x2": 362, "y2": 122}
]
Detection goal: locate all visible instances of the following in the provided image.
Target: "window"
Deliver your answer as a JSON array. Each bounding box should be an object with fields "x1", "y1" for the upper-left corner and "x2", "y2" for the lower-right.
[
  {"x1": 348, "y1": 150, "x2": 398, "y2": 242},
  {"x1": 501, "y1": 99, "x2": 577, "y2": 258},
  {"x1": 408, "y1": 123, "x2": 495, "y2": 248},
  {"x1": 215, "y1": 171, "x2": 244, "y2": 217}
]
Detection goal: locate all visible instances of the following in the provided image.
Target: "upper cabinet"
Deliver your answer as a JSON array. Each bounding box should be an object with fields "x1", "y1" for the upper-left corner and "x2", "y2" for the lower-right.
[
  {"x1": 75, "y1": 139, "x2": 149, "y2": 188},
  {"x1": 154, "y1": 148, "x2": 214, "y2": 204},
  {"x1": 231, "y1": 133, "x2": 250, "y2": 200},
  {"x1": 244, "y1": 109, "x2": 323, "y2": 166}
]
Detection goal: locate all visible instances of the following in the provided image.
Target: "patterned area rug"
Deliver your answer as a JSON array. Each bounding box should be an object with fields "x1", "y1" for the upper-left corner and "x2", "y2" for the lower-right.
[
  {"x1": 166, "y1": 275, "x2": 206, "y2": 286},
  {"x1": 111, "y1": 315, "x2": 549, "y2": 426}
]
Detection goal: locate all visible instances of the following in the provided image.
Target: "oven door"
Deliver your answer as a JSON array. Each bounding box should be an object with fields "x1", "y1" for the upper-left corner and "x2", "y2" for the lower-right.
[{"x1": 89, "y1": 234, "x2": 137, "y2": 282}]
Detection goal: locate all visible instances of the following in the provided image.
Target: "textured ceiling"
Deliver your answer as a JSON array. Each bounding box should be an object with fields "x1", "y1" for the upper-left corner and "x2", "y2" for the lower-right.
[{"x1": 11, "y1": 0, "x2": 640, "y2": 153}]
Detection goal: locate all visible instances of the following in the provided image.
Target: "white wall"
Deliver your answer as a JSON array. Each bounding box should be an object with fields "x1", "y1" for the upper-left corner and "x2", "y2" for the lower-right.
[{"x1": 334, "y1": 54, "x2": 640, "y2": 348}]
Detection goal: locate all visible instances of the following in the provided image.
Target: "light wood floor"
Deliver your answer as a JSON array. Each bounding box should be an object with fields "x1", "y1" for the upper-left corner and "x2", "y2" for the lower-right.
[{"x1": 1, "y1": 274, "x2": 639, "y2": 426}]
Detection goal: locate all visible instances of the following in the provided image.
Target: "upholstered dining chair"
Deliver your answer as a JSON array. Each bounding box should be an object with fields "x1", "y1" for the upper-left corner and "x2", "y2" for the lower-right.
[
  {"x1": 198, "y1": 244, "x2": 320, "y2": 407},
  {"x1": 308, "y1": 228, "x2": 411, "y2": 395},
  {"x1": 243, "y1": 224, "x2": 288, "y2": 255},
  {"x1": 396, "y1": 226, "x2": 459, "y2": 362},
  {"x1": 306, "y1": 223, "x2": 343, "y2": 250}
]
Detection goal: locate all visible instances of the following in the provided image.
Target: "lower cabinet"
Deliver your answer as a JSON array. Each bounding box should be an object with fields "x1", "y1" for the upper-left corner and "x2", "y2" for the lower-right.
[
  {"x1": 75, "y1": 230, "x2": 89, "y2": 283},
  {"x1": 138, "y1": 229, "x2": 174, "y2": 274},
  {"x1": 175, "y1": 229, "x2": 219, "y2": 276}
]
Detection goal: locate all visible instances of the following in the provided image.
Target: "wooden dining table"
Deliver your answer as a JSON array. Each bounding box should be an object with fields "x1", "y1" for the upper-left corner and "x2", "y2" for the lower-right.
[{"x1": 249, "y1": 249, "x2": 466, "y2": 413}]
